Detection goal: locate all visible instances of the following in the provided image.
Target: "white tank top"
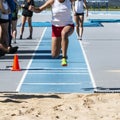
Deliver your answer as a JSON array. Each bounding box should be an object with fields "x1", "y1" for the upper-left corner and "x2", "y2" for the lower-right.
[
  {"x1": 75, "y1": 0, "x2": 84, "y2": 13},
  {"x1": 51, "y1": 0, "x2": 73, "y2": 26},
  {"x1": 0, "y1": 0, "x2": 9, "y2": 20}
]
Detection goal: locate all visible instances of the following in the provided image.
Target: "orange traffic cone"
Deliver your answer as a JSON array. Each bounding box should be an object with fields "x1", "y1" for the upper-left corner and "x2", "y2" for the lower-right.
[{"x1": 11, "y1": 54, "x2": 21, "y2": 71}]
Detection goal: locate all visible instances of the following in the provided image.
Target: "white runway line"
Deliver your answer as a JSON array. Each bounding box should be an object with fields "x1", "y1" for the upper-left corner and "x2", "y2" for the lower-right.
[
  {"x1": 79, "y1": 40, "x2": 97, "y2": 91},
  {"x1": 16, "y1": 28, "x2": 47, "y2": 92},
  {"x1": 22, "y1": 83, "x2": 91, "y2": 85}
]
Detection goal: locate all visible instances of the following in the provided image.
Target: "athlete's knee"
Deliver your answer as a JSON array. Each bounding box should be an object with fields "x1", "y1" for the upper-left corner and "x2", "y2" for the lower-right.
[
  {"x1": 76, "y1": 24, "x2": 79, "y2": 28},
  {"x1": 61, "y1": 31, "x2": 68, "y2": 40},
  {"x1": 79, "y1": 22, "x2": 84, "y2": 27},
  {"x1": 21, "y1": 22, "x2": 25, "y2": 26},
  {"x1": 21, "y1": 24, "x2": 25, "y2": 28}
]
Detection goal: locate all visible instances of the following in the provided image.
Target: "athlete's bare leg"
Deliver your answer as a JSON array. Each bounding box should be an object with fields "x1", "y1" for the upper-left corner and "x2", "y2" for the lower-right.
[
  {"x1": 51, "y1": 37, "x2": 61, "y2": 58},
  {"x1": 20, "y1": 16, "x2": 27, "y2": 39},
  {"x1": 61, "y1": 25, "x2": 74, "y2": 58}
]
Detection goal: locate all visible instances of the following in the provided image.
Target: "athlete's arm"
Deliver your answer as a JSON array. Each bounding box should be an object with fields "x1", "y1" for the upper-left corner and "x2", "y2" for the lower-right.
[
  {"x1": 29, "y1": 0, "x2": 54, "y2": 13},
  {"x1": 71, "y1": 0, "x2": 76, "y2": 15},
  {"x1": 83, "y1": 0, "x2": 88, "y2": 17}
]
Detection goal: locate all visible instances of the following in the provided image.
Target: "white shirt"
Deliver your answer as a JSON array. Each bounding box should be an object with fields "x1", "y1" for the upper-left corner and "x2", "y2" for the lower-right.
[
  {"x1": 0, "y1": 0, "x2": 9, "y2": 20},
  {"x1": 75, "y1": 0, "x2": 84, "y2": 13},
  {"x1": 51, "y1": 0, "x2": 73, "y2": 26}
]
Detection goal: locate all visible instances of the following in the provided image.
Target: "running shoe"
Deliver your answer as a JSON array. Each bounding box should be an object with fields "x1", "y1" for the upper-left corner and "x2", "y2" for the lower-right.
[
  {"x1": 61, "y1": 58, "x2": 67, "y2": 66},
  {"x1": 20, "y1": 35, "x2": 22, "y2": 39},
  {"x1": 13, "y1": 39, "x2": 16, "y2": 44},
  {"x1": 26, "y1": 36, "x2": 32, "y2": 39},
  {"x1": 8, "y1": 46, "x2": 18, "y2": 54},
  {"x1": 77, "y1": 36, "x2": 82, "y2": 40},
  {"x1": 0, "y1": 50, "x2": 5, "y2": 57}
]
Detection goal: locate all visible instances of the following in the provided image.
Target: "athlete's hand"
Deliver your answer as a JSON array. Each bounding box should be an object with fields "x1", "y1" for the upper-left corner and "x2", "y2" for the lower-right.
[
  {"x1": 72, "y1": 11, "x2": 76, "y2": 16},
  {"x1": 28, "y1": 5, "x2": 34, "y2": 11},
  {"x1": 21, "y1": 4, "x2": 25, "y2": 8},
  {"x1": 86, "y1": 11, "x2": 88, "y2": 17}
]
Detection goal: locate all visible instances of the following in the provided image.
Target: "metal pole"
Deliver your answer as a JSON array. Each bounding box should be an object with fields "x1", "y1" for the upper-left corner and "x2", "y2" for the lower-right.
[{"x1": 106, "y1": 1, "x2": 108, "y2": 11}]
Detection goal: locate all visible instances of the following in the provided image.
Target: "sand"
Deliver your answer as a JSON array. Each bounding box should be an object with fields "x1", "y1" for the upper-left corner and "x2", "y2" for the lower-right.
[{"x1": 0, "y1": 93, "x2": 120, "y2": 120}]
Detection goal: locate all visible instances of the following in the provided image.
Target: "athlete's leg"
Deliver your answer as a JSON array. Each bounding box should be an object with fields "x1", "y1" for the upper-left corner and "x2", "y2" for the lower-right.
[
  {"x1": 74, "y1": 15, "x2": 79, "y2": 37},
  {"x1": 0, "y1": 22, "x2": 9, "y2": 47},
  {"x1": 61, "y1": 25, "x2": 74, "y2": 58},
  {"x1": 11, "y1": 20, "x2": 17, "y2": 42},
  {"x1": 0, "y1": 23, "x2": 18, "y2": 53},
  {"x1": 51, "y1": 37, "x2": 61, "y2": 58},
  {"x1": 20, "y1": 16, "x2": 27, "y2": 39},
  {"x1": 79, "y1": 15, "x2": 84, "y2": 38},
  {"x1": 27, "y1": 17, "x2": 33, "y2": 39}
]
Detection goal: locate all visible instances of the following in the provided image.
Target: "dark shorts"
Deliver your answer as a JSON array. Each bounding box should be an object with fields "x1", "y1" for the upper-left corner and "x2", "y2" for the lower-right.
[
  {"x1": 52, "y1": 24, "x2": 74, "y2": 37},
  {"x1": 12, "y1": 12, "x2": 18, "y2": 20},
  {"x1": 22, "y1": 13, "x2": 32, "y2": 17},
  {"x1": 12, "y1": 17, "x2": 18, "y2": 21},
  {"x1": 22, "y1": 10, "x2": 33, "y2": 17},
  {"x1": 74, "y1": 13, "x2": 84, "y2": 16},
  {"x1": 0, "y1": 19, "x2": 9, "y2": 23}
]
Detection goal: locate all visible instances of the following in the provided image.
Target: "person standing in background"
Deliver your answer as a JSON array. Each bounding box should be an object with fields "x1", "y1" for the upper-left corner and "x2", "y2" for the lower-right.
[
  {"x1": 20, "y1": 0, "x2": 34, "y2": 39},
  {"x1": 11, "y1": 0, "x2": 19, "y2": 43},
  {"x1": 0, "y1": 0, "x2": 18, "y2": 56},
  {"x1": 6, "y1": 0, "x2": 16, "y2": 46},
  {"x1": 73, "y1": 0, "x2": 88, "y2": 40}
]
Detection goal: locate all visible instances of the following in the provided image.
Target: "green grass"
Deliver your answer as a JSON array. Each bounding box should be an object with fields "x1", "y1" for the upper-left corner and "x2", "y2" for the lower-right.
[{"x1": 88, "y1": 5, "x2": 120, "y2": 11}]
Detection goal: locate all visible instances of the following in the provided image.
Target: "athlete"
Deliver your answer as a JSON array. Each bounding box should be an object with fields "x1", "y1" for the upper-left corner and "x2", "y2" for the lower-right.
[
  {"x1": 73, "y1": 0, "x2": 88, "y2": 40},
  {"x1": 11, "y1": 0, "x2": 19, "y2": 43},
  {"x1": 20, "y1": 0, "x2": 34, "y2": 39},
  {"x1": 29, "y1": 0, "x2": 74, "y2": 66},
  {"x1": 0, "y1": 0, "x2": 18, "y2": 56}
]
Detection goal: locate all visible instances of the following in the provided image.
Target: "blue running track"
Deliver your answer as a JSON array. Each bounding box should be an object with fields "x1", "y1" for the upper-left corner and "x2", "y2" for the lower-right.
[{"x1": 17, "y1": 27, "x2": 94, "y2": 93}]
